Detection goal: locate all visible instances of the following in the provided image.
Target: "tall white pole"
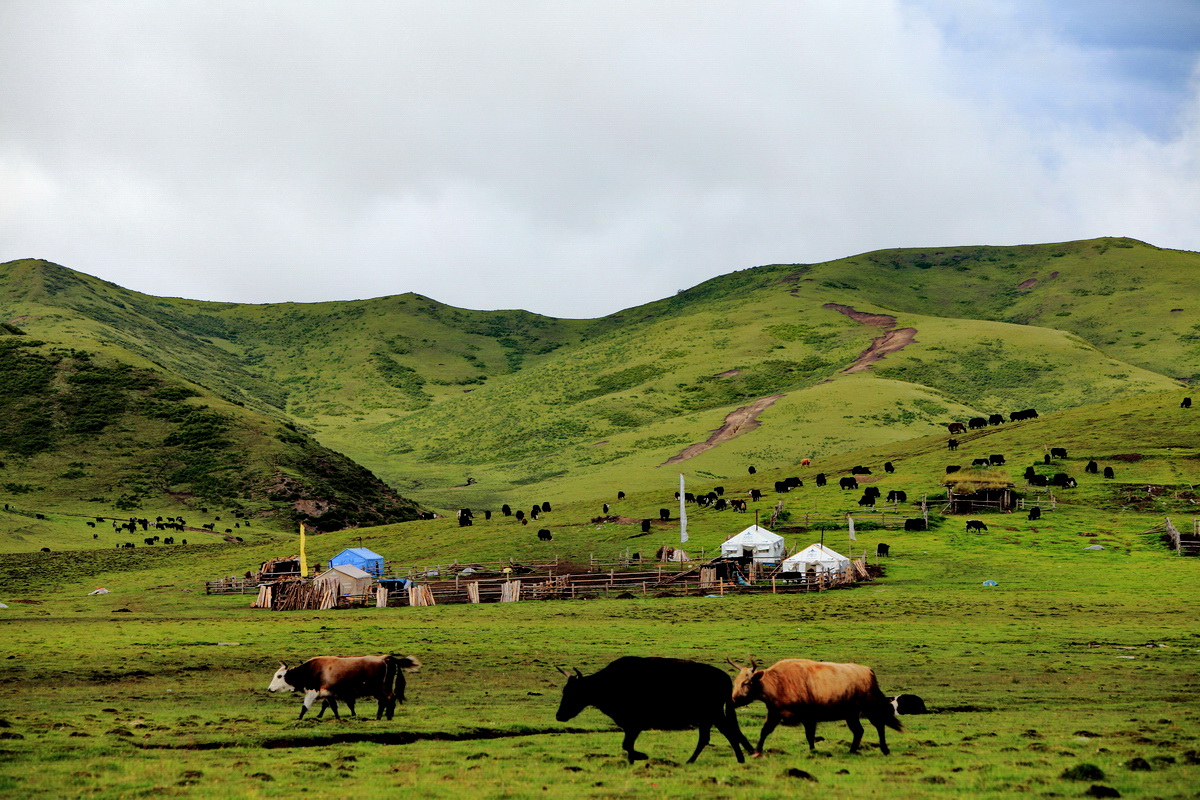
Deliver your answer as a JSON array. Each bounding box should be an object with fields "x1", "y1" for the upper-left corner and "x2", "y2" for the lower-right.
[{"x1": 679, "y1": 473, "x2": 688, "y2": 543}]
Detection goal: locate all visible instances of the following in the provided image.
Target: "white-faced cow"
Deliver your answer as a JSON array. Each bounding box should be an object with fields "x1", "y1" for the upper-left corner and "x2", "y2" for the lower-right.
[
  {"x1": 891, "y1": 693, "x2": 928, "y2": 714},
  {"x1": 556, "y1": 657, "x2": 751, "y2": 764},
  {"x1": 729, "y1": 657, "x2": 901, "y2": 756},
  {"x1": 268, "y1": 654, "x2": 421, "y2": 720}
]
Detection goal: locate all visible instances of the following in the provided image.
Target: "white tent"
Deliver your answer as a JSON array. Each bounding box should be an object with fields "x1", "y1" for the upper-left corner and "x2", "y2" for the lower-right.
[
  {"x1": 720, "y1": 525, "x2": 786, "y2": 563},
  {"x1": 314, "y1": 563, "x2": 373, "y2": 597},
  {"x1": 782, "y1": 543, "x2": 851, "y2": 574}
]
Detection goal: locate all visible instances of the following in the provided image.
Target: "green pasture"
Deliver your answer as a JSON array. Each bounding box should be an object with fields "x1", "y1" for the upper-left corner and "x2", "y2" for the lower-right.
[
  {"x1": 3, "y1": 245, "x2": 1200, "y2": 798},
  {"x1": 1, "y1": 539, "x2": 1196, "y2": 800},
  {"x1": 3, "y1": 390, "x2": 1199, "y2": 799}
]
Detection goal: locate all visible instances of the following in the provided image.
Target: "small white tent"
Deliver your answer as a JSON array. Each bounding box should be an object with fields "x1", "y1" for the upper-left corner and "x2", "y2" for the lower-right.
[
  {"x1": 782, "y1": 543, "x2": 851, "y2": 574},
  {"x1": 720, "y1": 525, "x2": 786, "y2": 563},
  {"x1": 314, "y1": 563, "x2": 373, "y2": 597}
]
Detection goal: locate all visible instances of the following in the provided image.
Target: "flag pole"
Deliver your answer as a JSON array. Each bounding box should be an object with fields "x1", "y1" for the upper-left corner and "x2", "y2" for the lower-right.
[
  {"x1": 299, "y1": 522, "x2": 309, "y2": 578},
  {"x1": 679, "y1": 473, "x2": 688, "y2": 544}
]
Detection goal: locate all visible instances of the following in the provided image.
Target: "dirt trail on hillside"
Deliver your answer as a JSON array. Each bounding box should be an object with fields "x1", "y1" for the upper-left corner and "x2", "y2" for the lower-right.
[
  {"x1": 823, "y1": 302, "x2": 918, "y2": 372},
  {"x1": 662, "y1": 394, "x2": 784, "y2": 465},
  {"x1": 822, "y1": 303, "x2": 897, "y2": 328},
  {"x1": 841, "y1": 327, "x2": 918, "y2": 372}
]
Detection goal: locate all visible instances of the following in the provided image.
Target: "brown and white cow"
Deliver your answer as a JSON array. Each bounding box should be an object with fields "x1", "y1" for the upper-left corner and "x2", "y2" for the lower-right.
[
  {"x1": 728, "y1": 657, "x2": 901, "y2": 755},
  {"x1": 268, "y1": 654, "x2": 421, "y2": 720}
]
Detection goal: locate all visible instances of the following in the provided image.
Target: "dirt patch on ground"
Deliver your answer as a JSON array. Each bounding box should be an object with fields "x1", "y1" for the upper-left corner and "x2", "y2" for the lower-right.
[
  {"x1": 714, "y1": 369, "x2": 742, "y2": 377},
  {"x1": 822, "y1": 303, "x2": 896, "y2": 328},
  {"x1": 662, "y1": 395, "x2": 784, "y2": 465},
  {"x1": 1018, "y1": 278, "x2": 1038, "y2": 291},
  {"x1": 586, "y1": 515, "x2": 644, "y2": 525},
  {"x1": 823, "y1": 302, "x2": 918, "y2": 372},
  {"x1": 842, "y1": 327, "x2": 918, "y2": 373}
]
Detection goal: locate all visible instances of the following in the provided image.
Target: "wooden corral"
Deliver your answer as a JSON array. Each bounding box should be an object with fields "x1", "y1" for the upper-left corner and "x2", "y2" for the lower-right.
[
  {"x1": 230, "y1": 552, "x2": 873, "y2": 610},
  {"x1": 381, "y1": 559, "x2": 869, "y2": 607}
]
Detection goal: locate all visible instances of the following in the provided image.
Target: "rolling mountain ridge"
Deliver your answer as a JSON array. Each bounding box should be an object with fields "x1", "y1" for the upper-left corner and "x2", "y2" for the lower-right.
[{"x1": 0, "y1": 236, "x2": 1195, "y2": 530}]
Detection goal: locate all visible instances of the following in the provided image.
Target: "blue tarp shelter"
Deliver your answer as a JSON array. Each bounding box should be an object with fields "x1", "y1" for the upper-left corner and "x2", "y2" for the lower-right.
[{"x1": 329, "y1": 547, "x2": 385, "y2": 577}]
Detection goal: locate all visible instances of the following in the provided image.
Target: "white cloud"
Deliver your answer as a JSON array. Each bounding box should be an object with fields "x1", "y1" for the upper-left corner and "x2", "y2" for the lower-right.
[{"x1": 0, "y1": 1, "x2": 1197, "y2": 317}]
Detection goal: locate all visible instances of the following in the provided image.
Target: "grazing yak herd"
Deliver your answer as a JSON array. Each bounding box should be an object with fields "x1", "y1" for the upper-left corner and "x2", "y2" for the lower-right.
[
  {"x1": 18, "y1": 508, "x2": 252, "y2": 552},
  {"x1": 268, "y1": 653, "x2": 924, "y2": 764},
  {"x1": 438, "y1": 403, "x2": 1165, "y2": 548}
]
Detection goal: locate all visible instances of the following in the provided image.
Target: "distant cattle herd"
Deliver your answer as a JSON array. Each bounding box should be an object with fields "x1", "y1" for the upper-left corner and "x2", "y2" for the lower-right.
[
  {"x1": 402, "y1": 404, "x2": 1138, "y2": 551},
  {"x1": 23, "y1": 398, "x2": 1192, "y2": 555},
  {"x1": 12, "y1": 508, "x2": 253, "y2": 552}
]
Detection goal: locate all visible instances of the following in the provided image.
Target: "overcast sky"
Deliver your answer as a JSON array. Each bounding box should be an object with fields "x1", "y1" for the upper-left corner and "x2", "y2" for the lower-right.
[{"x1": 2, "y1": 1, "x2": 1198, "y2": 318}]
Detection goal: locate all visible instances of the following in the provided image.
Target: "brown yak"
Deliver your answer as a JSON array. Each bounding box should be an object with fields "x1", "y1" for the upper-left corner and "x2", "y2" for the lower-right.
[{"x1": 729, "y1": 657, "x2": 901, "y2": 755}]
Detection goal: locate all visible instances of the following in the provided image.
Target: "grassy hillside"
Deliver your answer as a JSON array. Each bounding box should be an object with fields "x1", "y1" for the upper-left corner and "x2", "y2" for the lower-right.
[
  {"x1": 2, "y1": 237, "x2": 1195, "y2": 517},
  {"x1": 0, "y1": 329, "x2": 423, "y2": 550}
]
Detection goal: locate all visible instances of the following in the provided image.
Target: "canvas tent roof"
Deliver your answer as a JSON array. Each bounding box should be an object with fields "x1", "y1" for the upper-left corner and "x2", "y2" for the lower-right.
[
  {"x1": 720, "y1": 525, "x2": 786, "y2": 562},
  {"x1": 782, "y1": 543, "x2": 851, "y2": 573},
  {"x1": 330, "y1": 547, "x2": 385, "y2": 576},
  {"x1": 314, "y1": 563, "x2": 373, "y2": 597}
]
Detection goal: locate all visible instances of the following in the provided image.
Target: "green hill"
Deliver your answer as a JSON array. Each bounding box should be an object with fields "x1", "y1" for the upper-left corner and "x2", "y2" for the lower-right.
[
  {"x1": 1, "y1": 240, "x2": 1198, "y2": 799},
  {"x1": 0, "y1": 324, "x2": 422, "y2": 551},
  {"x1": 1, "y1": 236, "x2": 1195, "y2": 523}
]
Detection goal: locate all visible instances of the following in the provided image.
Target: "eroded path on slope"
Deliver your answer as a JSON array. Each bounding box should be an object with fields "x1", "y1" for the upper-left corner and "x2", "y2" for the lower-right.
[
  {"x1": 662, "y1": 394, "x2": 784, "y2": 465},
  {"x1": 823, "y1": 302, "x2": 918, "y2": 372}
]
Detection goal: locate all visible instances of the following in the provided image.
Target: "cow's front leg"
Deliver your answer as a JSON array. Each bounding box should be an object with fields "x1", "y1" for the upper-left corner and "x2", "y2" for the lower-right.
[
  {"x1": 621, "y1": 728, "x2": 648, "y2": 762},
  {"x1": 755, "y1": 710, "x2": 781, "y2": 755},
  {"x1": 298, "y1": 689, "x2": 319, "y2": 720}
]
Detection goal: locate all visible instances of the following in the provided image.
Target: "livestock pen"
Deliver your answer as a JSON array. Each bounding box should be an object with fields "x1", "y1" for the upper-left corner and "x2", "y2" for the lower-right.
[
  {"x1": 385, "y1": 557, "x2": 872, "y2": 607},
  {"x1": 218, "y1": 548, "x2": 877, "y2": 609}
]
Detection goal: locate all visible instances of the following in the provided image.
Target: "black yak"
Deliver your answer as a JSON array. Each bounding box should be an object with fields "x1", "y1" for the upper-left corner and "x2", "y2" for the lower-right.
[{"x1": 556, "y1": 658, "x2": 750, "y2": 763}]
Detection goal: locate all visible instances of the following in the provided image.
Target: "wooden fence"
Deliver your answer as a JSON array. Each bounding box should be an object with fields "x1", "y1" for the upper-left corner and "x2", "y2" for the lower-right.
[
  {"x1": 1164, "y1": 517, "x2": 1200, "y2": 556},
  {"x1": 217, "y1": 542, "x2": 876, "y2": 607},
  {"x1": 206, "y1": 577, "x2": 262, "y2": 595},
  {"x1": 381, "y1": 559, "x2": 868, "y2": 607}
]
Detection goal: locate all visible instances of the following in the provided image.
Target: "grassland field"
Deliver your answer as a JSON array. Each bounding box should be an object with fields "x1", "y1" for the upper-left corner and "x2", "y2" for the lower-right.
[{"x1": 1, "y1": 390, "x2": 1198, "y2": 799}]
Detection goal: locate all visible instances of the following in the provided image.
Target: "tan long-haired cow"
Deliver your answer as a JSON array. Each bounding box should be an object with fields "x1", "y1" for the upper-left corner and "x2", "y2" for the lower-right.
[{"x1": 729, "y1": 657, "x2": 901, "y2": 755}]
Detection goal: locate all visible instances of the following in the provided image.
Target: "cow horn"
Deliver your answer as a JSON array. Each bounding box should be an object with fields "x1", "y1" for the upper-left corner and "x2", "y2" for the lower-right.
[
  {"x1": 726, "y1": 658, "x2": 744, "y2": 671},
  {"x1": 555, "y1": 665, "x2": 573, "y2": 677},
  {"x1": 749, "y1": 657, "x2": 758, "y2": 671},
  {"x1": 573, "y1": 667, "x2": 583, "y2": 678}
]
